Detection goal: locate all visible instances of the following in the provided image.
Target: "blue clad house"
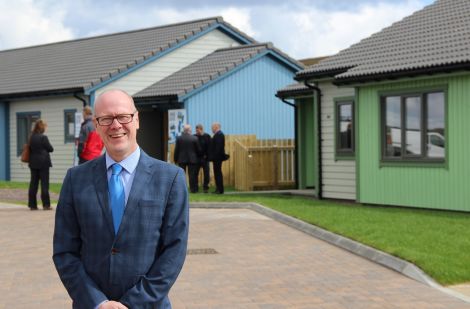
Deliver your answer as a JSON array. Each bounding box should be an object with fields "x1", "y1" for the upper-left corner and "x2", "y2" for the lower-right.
[
  {"x1": 134, "y1": 43, "x2": 301, "y2": 139},
  {"x1": 0, "y1": 17, "x2": 302, "y2": 182}
]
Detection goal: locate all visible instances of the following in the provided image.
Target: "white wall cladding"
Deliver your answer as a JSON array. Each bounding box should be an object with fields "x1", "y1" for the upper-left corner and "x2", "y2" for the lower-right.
[
  {"x1": 9, "y1": 96, "x2": 83, "y2": 183},
  {"x1": 96, "y1": 29, "x2": 240, "y2": 97},
  {"x1": 318, "y1": 82, "x2": 356, "y2": 200}
]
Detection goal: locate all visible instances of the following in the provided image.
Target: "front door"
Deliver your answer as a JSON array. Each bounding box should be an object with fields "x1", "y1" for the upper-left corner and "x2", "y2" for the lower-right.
[
  {"x1": 297, "y1": 97, "x2": 316, "y2": 189},
  {"x1": 137, "y1": 109, "x2": 167, "y2": 161}
]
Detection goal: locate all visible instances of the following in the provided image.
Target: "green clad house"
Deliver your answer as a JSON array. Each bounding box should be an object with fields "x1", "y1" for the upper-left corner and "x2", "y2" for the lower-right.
[{"x1": 277, "y1": 0, "x2": 470, "y2": 212}]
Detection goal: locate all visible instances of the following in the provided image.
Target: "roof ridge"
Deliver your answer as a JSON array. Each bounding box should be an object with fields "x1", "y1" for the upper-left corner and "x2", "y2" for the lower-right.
[
  {"x1": 135, "y1": 41, "x2": 304, "y2": 98},
  {"x1": 217, "y1": 19, "x2": 257, "y2": 44},
  {"x1": 296, "y1": 0, "x2": 465, "y2": 79},
  {"x1": 215, "y1": 42, "x2": 271, "y2": 52},
  {"x1": 86, "y1": 17, "x2": 225, "y2": 89},
  {"x1": 213, "y1": 42, "x2": 304, "y2": 69},
  {"x1": 0, "y1": 16, "x2": 222, "y2": 54}
]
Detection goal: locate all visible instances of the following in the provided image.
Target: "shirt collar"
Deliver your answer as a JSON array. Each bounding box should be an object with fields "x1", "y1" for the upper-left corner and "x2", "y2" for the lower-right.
[{"x1": 105, "y1": 147, "x2": 141, "y2": 174}]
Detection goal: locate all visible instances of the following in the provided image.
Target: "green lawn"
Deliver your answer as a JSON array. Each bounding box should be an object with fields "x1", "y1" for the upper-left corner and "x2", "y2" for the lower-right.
[
  {"x1": 1, "y1": 181, "x2": 468, "y2": 285},
  {"x1": 190, "y1": 192, "x2": 470, "y2": 286},
  {"x1": 0, "y1": 181, "x2": 62, "y2": 194}
]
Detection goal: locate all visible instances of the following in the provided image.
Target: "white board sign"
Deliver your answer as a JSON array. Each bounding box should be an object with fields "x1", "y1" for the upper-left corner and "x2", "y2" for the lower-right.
[
  {"x1": 74, "y1": 112, "x2": 83, "y2": 138},
  {"x1": 168, "y1": 109, "x2": 186, "y2": 144}
]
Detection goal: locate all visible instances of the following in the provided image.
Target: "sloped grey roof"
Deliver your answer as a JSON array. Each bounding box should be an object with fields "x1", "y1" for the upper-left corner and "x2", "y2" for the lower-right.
[
  {"x1": 276, "y1": 82, "x2": 311, "y2": 98},
  {"x1": 134, "y1": 43, "x2": 304, "y2": 99},
  {"x1": 297, "y1": 0, "x2": 470, "y2": 82},
  {"x1": 0, "y1": 17, "x2": 256, "y2": 97}
]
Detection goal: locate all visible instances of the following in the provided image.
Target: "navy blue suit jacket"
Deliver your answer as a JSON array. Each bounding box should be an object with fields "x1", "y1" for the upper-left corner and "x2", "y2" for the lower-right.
[{"x1": 53, "y1": 150, "x2": 189, "y2": 309}]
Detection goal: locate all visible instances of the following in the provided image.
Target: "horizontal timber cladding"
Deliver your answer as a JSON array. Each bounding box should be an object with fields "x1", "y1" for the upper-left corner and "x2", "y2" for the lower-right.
[
  {"x1": 0, "y1": 102, "x2": 8, "y2": 180},
  {"x1": 9, "y1": 96, "x2": 83, "y2": 183},
  {"x1": 357, "y1": 73, "x2": 470, "y2": 211},
  {"x1": 96, "y1": 29, "x2": 240, "y2": 97},
  {"x1": 318, "y1": 82, "x2": 356, "y2": 200},
  {"x1": 185, "y1": 55, "x2": 295, "y2": 139}
]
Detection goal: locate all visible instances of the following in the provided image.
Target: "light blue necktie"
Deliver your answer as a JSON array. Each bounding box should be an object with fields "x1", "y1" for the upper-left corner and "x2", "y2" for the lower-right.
[{"x1": 109, "y1": 164, "x2": 125, "y2": 235}]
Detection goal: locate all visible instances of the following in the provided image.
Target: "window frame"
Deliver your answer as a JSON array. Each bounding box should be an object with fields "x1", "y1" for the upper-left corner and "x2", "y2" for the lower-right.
[
  {"x1": 380, "y1": 89, "x2": 446, "y2": 164},
  {"x1": 334, "y1": 98, "x2": 355, "y2": 158},
  {"x1": 16, "y1": 111, "x2": 41, "y2": 156},
  {"x1": 64, "y1": 109, "x2": 77, "y2": 144}
]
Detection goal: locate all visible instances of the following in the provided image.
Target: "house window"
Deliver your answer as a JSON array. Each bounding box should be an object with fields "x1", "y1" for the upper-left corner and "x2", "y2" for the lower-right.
[
  {"x1": 17, "y1": 112, "x2": 40, "y2": 156},
  {"x1": 64, "y1": 109, "x2": 76, "y2": 143},
  {"x1": 335, "y1": 100, "x2": 354, "y2": 156},
  {"x1": 382, "y1": 91, "x2": 445, "y2": 161}
]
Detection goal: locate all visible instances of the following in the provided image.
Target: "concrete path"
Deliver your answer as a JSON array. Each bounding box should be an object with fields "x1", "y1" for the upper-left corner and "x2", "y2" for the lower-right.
[{"x1": 0, "y1": 204, "x2": 468, "y2": 309}]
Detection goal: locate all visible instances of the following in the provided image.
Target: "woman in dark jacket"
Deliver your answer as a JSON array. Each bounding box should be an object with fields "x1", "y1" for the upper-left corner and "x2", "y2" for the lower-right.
[{"x1": 28, "y1": 119, "x2": 54, "y2": 210}]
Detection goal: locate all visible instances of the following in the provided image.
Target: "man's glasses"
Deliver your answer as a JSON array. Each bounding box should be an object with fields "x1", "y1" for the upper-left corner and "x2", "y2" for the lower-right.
[{"x1": 95, "y1": 112, "x2": 137, "y2": 126}]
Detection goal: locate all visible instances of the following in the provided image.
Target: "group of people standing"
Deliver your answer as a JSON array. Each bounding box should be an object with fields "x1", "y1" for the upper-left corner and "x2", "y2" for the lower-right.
[
  {"x1": 26, "y1": 105, "x2": 226, "y2": 212},
  {"x1": 173, "y1": 122, "x2": 226, "y2": 194}
]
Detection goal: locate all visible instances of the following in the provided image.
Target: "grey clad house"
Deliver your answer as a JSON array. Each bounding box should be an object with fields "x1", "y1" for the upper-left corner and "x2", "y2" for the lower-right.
[
  {"x1": 278, "y1": 0, "x2": 470, "y2": 212},
  {"x1": 0, "y1": 17, "x2": 303, "y2": 183}
]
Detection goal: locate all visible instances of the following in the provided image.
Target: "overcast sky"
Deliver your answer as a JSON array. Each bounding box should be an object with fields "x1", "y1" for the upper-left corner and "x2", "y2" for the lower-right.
[{"x1": 0, "y1": 0, "x2": 434, "y2": 59}]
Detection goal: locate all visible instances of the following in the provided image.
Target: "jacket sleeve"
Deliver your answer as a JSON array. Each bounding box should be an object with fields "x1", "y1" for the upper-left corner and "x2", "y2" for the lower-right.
[
  {"x1": 194, "y1": 138, "x2": 202, "y2": 157},
  {"x1": 173, "y1": 138, "x2": 179, "y2": 163},
  {"x1": 120, "y1": 168, "x2": 189, "y2": 308},
  {"x1": 52, "y1": 170, "x2": 108, "y2": 308},
  {"x1": 205, "y1": 135, "x2": 211, "y2": 158},
  {"x1": 215, "y1": 134, "x2": 225, "y2": 159},
  {"x1": 43, "y1": 135, "x2": 54, "y2": 153},
  {"x1": 78, "y1": 121, "x2": 94, "y2": 155}
]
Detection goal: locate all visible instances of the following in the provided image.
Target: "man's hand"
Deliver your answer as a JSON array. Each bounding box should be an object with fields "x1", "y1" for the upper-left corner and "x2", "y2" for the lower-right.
[{"x1": 99, "y1": 300, "x2": 128, "y2": 309}]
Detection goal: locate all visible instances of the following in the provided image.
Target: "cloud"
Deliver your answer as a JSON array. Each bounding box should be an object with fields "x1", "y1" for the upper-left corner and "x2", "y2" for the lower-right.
[
  {"x1": 122, "y1": 0, "x2": 429, "y2": 59},
  {"x1": 250, "y1": 0, "x2": 429, "y2": 59},
  {"x1": 0, "y1": 0, "x2": 431, "y2": 60},
  {"x1": 78, "y1": 5, "x2": 258, "y2": 40},
  {"x1": 0, "y1": 0, "x2": 73, "y2": 50},
  {"x1": 218, "y1": 7, "x2": 257, "y2": 38}
]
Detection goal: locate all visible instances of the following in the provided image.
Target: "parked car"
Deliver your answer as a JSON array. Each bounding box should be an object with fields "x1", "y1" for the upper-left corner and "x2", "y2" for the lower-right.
[{"x1": 386, "y1": 128, "x2": 444, "y2": 157}]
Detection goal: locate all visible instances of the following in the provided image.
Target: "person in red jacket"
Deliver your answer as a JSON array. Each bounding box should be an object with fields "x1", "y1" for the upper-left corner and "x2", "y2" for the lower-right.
[
  {"x1": 80, "y1": 130, "x2": 104, "y2": 161},
  {"x1": 78, "y1": 106, "x2": 104, "y2": 163}
]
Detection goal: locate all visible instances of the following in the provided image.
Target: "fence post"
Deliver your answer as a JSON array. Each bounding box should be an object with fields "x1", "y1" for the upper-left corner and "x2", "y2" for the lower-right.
[
  {"x1": 247, "y1": 152, "x2": 254, "y2": 191},
  {"x1": 273, "y1": 145, "x2": 278, "y2": 189}
]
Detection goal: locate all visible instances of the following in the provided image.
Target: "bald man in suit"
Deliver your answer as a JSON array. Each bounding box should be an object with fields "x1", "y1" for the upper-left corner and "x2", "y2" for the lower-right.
[{"x1": 53, "y1": 89, "x2": 189, "y2": 309}]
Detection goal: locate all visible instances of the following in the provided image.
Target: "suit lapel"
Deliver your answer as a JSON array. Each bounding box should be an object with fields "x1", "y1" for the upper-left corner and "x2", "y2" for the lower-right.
[
  {"x1": 116, "y1": 152, "x2": 153, "y2": 238},
  {"x1": 92, "y1": 156, "x2": 115, "y2": 235}
]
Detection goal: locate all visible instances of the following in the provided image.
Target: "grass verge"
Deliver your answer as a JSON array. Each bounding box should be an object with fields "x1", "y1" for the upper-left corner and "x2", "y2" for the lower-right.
[{"x1": 0, "y1": 181, "x2": 62, "y2": 194}]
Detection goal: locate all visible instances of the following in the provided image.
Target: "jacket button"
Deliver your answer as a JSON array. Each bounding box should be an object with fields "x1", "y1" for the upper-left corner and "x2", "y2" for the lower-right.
[{"x1": 111, "y1": 248, "x2": 119, "y2": 255}]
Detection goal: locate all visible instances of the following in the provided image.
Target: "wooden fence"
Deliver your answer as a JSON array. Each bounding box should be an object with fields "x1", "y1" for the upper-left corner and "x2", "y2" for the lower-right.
[
  {"x1": 232, "y1": 138, "x2": 296, "y2": 191},
  {"x1": 168, "y1": 135, "x2": 295, "y2": 191}
]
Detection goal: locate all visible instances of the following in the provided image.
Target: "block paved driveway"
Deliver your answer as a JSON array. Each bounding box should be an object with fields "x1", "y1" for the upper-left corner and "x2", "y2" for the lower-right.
[{"x1": 0, "y1": 204, "x2": 468, "y2": 309}]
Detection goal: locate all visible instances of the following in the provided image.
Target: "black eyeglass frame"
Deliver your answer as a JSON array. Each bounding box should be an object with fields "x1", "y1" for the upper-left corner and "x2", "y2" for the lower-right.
[{"x1": 95, "y1": 112, "x2": 137, "y2": 126}]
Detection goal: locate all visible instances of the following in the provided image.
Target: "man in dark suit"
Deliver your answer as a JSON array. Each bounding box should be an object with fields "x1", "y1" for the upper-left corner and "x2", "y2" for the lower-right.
[
  {"x1": 174, "y1": 124, "x2": 201, "y2": 193},
  {"x1": 194, "y1": 124, "x2": 211, "y2": 193},
  {"x1": 208, "y1": 122, "x2": 226, "y2": 194},
  {"x1": 53, "y1": 89, "x2": 189, "y2": 309}
]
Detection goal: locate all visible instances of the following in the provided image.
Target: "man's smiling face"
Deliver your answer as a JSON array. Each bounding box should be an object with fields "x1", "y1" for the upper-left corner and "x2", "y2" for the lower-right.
[{"x1": 94, "y1": 90, "x2": 139, "y2": 162}]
